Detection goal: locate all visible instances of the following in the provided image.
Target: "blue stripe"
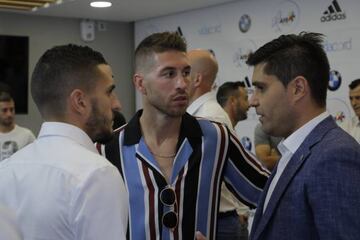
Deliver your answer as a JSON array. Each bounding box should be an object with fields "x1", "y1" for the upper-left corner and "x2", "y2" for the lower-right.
[
  {"x1": 196, "y1": 120, "x2": 220, "y2": 234},
  {"x1": 224, "y1": 159, "x2": 262, "y2": 205},
  {"x1": 122, "y1": 143, "x2": 147, "y2": 239},
  {"x1": 171, "y1": 139, "x2": 192, "y2": 184}
]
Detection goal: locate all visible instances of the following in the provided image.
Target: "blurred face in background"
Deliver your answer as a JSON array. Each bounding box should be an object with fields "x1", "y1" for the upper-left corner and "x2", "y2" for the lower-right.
[
  {"x1": 233, "y1": 86, "x2": 249, "y2": 122},
  {"x1": 350, "y1": 85, "x2": 360, "y2": 119},
  {"x1": 0, "y1": 100, "x2": 15, "y2": 128}
]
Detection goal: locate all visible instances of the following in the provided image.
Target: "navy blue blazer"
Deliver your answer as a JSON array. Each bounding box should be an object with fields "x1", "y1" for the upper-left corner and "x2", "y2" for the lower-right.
[{"x1": 250, "y1": 116, "x2": 360, "y2": 240}]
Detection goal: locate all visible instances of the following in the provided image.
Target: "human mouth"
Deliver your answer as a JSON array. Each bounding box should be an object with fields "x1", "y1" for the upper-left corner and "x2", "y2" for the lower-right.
[{"x1": 173, "y1": 95, "x2": 188, "y2": 105}]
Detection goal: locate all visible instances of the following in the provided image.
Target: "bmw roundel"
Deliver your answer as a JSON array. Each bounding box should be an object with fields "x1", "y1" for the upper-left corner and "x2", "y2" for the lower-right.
[
  {"x1": 239, "y1": 14, "x2": 251, "y2": 33},
  {"x1": 240, "y1": 136, "x2": 252, "y2": 151},
  {"x1": 328, "y1": 70, "x2": 342, "y2": 91}
]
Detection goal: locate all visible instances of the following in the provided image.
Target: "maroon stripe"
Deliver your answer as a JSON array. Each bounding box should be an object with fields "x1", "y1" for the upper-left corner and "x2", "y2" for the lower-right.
[
  {"x1": 209, "y1": 123, "x2": 227, "y2": 239},
  {"x1": 141, "y1": 163, "x2": 156, "y2": 240}
]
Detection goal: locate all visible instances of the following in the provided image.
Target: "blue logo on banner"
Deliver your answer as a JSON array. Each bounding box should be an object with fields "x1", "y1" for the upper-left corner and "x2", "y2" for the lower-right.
[
  {"x1": 198, "y1": 24, "x2": 221, "y2": 35},
  {"x1": 239, "y1": 14, "x2": 251, "y2": 33},
  {"x1": 328, "y1": 70, "x2": 342, "y2": 91},
  {"x1": 323, "y1": 38, "x2": 352, "y2": 52},
  {"x1": 240, "y1": 136, "x2": 252, "y2": 151}
]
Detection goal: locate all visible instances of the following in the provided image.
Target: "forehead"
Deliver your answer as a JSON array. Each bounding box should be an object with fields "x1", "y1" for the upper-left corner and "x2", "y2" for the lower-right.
[
  {"x1": 152, "y1": 51, "x2": 189, "y2": 70},
  {"x1": 0, "y1": 100, "x2": 14, "y2": 108},
  {"x1": 252, "y1": 63, "x2": 279, "y2": 85},
  {"x1": 350, "y1": 85, "x2": 360, "y2": 96},
  {"x1": 95, "y1": 64, "x2": 114, "y2": 83}
]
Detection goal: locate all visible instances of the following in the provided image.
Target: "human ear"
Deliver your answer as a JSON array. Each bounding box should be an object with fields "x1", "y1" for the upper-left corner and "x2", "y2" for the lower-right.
[
  {"x1": 133, "y1": 74, "x2": 146, "y2": 95},
  {"x1": 69, "y1": 89, "x2": 88, "y2": 115},
  {"x1": 291, "y1": 76, "x2": 307, "y2": 101}
]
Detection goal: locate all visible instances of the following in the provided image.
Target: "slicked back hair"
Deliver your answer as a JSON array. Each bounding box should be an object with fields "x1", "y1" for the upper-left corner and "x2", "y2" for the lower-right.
[
  {"x1": 216, "y1": 81, "x2": 245, "y2": 107},
  {"x1": 246, "y1": 32, "x2": 330, "y2": 107},
  {"x1": 349, "y1": 79, "x2": 360, "y2": 90},
  {"x1": 31, "y1": 44, "x2": 108, "y2": 118},
  {"x1": 135, "y1": 32, "x2": 187, "y2": 73}
]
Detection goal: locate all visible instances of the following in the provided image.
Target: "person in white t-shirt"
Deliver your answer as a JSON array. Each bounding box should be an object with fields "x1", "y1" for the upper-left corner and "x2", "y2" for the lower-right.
[{"x1": 0, "y1": 91, "x2": 35, "y2": 161}]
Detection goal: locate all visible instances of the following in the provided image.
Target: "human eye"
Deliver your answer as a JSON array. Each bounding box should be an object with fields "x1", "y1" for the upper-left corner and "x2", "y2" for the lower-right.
[
  {"x1": 162, "y1": 69, "x2": 176, "y2": 78},
  {"x1": 106, "y1": 85, "x2": 116, "y2": 96},
  {"x1": 254, "y1": 85, "x2": 264, "y2": 93},
  {"x1": 182, "y1": 68, "x2": 191, "y2": 77}
]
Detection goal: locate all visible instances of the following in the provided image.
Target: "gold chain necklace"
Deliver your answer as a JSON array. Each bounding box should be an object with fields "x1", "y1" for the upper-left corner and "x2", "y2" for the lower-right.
[{"x1": 150, "y1": 151, "x2": 176, "y2": 158}]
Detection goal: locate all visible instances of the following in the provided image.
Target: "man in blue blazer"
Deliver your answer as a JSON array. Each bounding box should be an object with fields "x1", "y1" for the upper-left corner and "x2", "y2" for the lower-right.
[{"x1": 246, "y1": 32, "x2": 360, "y2": 239}]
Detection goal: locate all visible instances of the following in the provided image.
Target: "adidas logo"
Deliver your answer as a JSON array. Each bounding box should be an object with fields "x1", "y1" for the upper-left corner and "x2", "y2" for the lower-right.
[{"x1": 321, "y1": 0, "x2": 346, "y2": 22}]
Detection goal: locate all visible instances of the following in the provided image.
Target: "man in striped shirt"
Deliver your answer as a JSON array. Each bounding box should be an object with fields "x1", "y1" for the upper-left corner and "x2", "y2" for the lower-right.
[{"x1": 102, "y1": 32, "x2": 269, "y2": 240}]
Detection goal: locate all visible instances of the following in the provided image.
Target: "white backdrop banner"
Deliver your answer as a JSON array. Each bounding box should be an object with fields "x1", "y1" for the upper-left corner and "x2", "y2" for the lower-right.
[{"x1": 135, "y1": 0, "x2": 360, "y2": 152}]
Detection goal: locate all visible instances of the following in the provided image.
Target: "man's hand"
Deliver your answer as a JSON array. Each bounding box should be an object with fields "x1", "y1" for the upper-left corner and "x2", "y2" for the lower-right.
[{"x1": 195, "y1": 231, "x2": 206, "y2": 240}]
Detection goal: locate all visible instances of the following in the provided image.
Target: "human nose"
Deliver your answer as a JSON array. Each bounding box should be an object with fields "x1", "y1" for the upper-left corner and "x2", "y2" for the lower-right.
[
  {"x1": 249, "y1": 93, "x2": 259, "y2": 108},
  {"x1": 176, "y1": 74, "x2": 189, "y2": 90},
  {"x1": 111, "y1": 94, "x2": 122, "y2": 112}
]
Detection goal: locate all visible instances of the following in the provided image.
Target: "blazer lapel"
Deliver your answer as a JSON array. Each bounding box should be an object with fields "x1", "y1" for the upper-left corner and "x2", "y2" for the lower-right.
[
  {"x1": 250, "y1": 168, "x2": 277, "y2": 239},
  {"x1": 251, "y1": 116, "x2": 336, "y2": 240}
]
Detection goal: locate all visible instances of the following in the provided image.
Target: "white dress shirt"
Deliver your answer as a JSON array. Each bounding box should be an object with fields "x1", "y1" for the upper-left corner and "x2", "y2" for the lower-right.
[
  {"x1": 263, "y1": 112, "x2": 329, "y2": 212},
  {"x1": 0, "y1": 122, "x2": 128, "y2": 240},
  {"x1": 187, "y1": 92, "x2": 249, "y2": 215},
  {"x1": 338, "y1": 116, "x2": 360, "y2": 143}
]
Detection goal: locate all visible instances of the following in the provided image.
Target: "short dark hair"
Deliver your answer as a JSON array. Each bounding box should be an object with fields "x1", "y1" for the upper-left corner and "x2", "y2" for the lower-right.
[
  {"x1": 246, "y1": 32, "x2": 329, "y2": 107},
  {"x1": 349, "y1": 79, "x2": 360, "y2": 90},
  {"x1": 0, "y1": 91, "x2": 13, "y2": 102},
  {"x1": 216, "y1": 81, "x2": 245, "y2": 107},
  {"x1": 135, "y1": 32, "x2": 187, "y2": 72},
  {"x1": 31, "y1": 44, "x2": 108, "y2": 118}
]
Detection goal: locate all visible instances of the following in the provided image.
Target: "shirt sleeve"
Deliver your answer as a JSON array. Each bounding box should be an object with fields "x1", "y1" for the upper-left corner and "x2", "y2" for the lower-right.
[
  {"x1": 70, "y1": 165, "x2": 128, "y2": 240},
  {"x1": 223, "y1": 128, "x2": 270, "y2": 208}
]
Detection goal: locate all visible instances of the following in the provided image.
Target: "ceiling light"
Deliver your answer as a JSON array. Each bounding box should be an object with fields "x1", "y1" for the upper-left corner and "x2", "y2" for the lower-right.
[{"x1": 90, "y1": 1, "x2": 112, "y2": 8}]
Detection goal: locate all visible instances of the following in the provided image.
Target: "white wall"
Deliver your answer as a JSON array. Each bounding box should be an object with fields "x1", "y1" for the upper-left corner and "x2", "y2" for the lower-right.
[
  {"x1": 135, "y1": 0, "x2": 360, "y2": 152},
  {"x1": 0, "y1": 12, "x2": 135, "y2": 135}
]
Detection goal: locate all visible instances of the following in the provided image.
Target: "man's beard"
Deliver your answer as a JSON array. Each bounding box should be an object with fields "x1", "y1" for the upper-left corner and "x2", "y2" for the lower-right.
[{"x1": 85, "y1": 100, "x2": 114, "y2": 144}]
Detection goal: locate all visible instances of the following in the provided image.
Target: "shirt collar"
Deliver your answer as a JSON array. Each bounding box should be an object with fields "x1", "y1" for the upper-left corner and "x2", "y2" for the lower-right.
[
  {"x1": 187, "y1": 92, "x2": 216, "y2": 115},
  {"x1": 282, "y1": 111, "x2": 329, "y2": 154},
  {"x1": 38, "y1": 122, "x2": 98, "y2": 154},
  {"x1": 352, "y1": 116, "x2": 360, "y2": 127},
  {"x1": 123, "y1": 110, "x2": 203, "y2": 149}
]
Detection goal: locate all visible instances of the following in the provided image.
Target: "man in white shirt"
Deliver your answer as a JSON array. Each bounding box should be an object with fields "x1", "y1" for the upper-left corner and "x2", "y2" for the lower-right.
[
  {"x1": 247, "y1": 32, "x2": 360, "y2": 240},
  {"x1": 339, "y1": 79, "x2": 360, "y2": 143},
  {"x1": 0, "y1": 91, "x2": 35, "y2": 161},
  {"x1": 187, "y1": 49, "x2": 250, "y2": 240},
  {"x1": 0, "y1": 44, "x2": 128, "y2": 240}
]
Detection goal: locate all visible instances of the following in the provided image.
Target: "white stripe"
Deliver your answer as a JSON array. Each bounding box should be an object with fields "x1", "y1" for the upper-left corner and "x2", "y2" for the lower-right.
[
  {"x1": 137, "y1": 155, "x2": 151, "y2": 240},
  {"x1": 118, "y1": 131, "x2": 132, "y2": 239},
  {"x1": 194, "y1": 137, "x2": 205, "y2": 235}
]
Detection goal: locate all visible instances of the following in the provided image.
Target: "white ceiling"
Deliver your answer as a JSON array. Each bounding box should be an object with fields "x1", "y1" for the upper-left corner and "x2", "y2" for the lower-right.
[{"x1": 0, "y1": 0, "x2": 240, "y2": 22}]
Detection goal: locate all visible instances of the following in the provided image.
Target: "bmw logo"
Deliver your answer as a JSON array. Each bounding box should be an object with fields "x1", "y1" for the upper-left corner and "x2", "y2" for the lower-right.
[
  {"x1": 328, "y1": 70, "x2": 342, "y2": 91},
  {"x1": 240, "y1": 136, "x2": 252, "y2": 151},
  {"x1": 239, "y1": 14, "x2": 251, "y2": 33}
]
